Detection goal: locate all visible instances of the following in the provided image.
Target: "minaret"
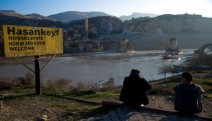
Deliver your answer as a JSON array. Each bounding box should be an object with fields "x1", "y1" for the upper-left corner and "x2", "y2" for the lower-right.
[{"x1": 85, "y1": 16, "x2": 88, "y2": 38}]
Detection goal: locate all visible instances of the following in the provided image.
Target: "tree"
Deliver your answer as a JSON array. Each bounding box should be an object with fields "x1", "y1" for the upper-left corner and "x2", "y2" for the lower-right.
[{"x1": 158, "y1": 64, "x2": 172, "y2": 79}]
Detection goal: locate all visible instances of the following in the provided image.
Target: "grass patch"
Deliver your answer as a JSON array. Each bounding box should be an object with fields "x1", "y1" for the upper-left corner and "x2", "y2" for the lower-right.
[
  {"x1": 149, "y1": 75, "x2": 212, "y2": 97},
  {"x1": 80, "y1": 106, "x2": 117, "y2": 117},
  {"x1": 204, "y1": 94, "x2": 212, "y2": 98},
  {"x1": 67, "y1": 90, "x2": 96, "y2": 96},
  {"x1": 149, "y1": 79, "x2": 178, "y2": 95},
  {"x1": 79, "y1": 92, "x2": 119, "y2": 99}
]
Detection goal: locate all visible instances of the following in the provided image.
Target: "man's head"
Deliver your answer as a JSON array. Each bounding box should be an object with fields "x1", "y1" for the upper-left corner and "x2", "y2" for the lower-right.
[
  {"x1": 181, "y1": 72, "x2": 192, "y2": 82},
  {"x1": 131, "y1": 69, "x2": 140, "y2": 75}
]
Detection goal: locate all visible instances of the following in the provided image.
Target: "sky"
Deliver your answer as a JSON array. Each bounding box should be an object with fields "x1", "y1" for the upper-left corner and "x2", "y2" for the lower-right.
[{"x1": 0, "y1": 0, "x2": 212, "y2": 17}]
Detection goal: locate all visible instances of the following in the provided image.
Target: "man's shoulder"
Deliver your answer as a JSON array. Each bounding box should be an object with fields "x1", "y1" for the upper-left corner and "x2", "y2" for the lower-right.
[
  {"x1": 177, "y1": 83, "x2": 196, "y2": 87},
  {"x1": 124, "y1": 76, "x2": 129, "y2": 79},
  {"x1": 175, "y1": 83, "x2": 183, "y2": 88},
  {"x1": 139, "y1": 77, "x2": 147, "y2": 81},
  {"x1": 175, "y1": 83, "x2": 196, "y2": 89},
  {"x1": 173, "y1": 83, "x2": 182, "y2": 90},
  {"x1": 193, "y1": 83, "x2": 205, "y2": 93},
  {"x1": 194, "y1": 83, "x2": 202, "y2": 88},
  {"x1": 176, "y1": 83, "x2": 204, "y2": 92}
]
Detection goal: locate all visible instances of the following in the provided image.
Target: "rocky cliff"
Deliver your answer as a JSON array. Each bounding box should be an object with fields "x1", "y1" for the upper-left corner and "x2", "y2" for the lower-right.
[{"x1": 124, "y1": 14, "x2": 212, "y2": 34}]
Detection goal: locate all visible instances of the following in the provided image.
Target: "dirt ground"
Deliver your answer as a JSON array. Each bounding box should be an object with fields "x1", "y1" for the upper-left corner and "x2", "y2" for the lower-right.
[
  {"x1": 146, "y1": 95, "x2": 212, "y2": 119},
  {"x1": 0, "y1": 95, "x2": 88, "y2": 121},
  {"x1": 0, "y1": 95, "x2": 211, "y2": 121}
]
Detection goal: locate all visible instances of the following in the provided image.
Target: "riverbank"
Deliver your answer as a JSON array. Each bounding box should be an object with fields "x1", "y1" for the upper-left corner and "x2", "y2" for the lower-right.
[{"x1": 0, "y1": 70, "x2": 212, "y2": 120}]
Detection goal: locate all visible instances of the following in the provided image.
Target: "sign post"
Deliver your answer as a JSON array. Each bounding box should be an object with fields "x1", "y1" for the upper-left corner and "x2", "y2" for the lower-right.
[
  {"x1": 34, "y1": 56, "x2": 41, "y2": 95},
  {"x1": 2, "y1": 25, "x2": 63, "y2": 95}
]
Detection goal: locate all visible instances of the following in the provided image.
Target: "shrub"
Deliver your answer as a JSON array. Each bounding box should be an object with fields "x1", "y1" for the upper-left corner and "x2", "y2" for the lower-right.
[
  {"x1": 75, "y1": 81, "x2": 92, "y2": 91},
  {"x1": 190, "y1": 55, "x2": 212, "y2": 66},
  {"x1": 102, "y1": 78, "x2": 115, "y2": 88},
  {"x1": 25, "y1": 73, "x2": 35, "y2": 85},
  {"x1": 45, "y1": 78, "x2": 72, "y2": 91},
  {"x1": 0, "y1": 81, "x2": 11, "y2": 90}
]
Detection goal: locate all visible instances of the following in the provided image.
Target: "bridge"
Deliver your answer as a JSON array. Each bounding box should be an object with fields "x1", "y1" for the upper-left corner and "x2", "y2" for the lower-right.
[{"x1": 194, "y1": 43, "x2": 212, "y2": 55}]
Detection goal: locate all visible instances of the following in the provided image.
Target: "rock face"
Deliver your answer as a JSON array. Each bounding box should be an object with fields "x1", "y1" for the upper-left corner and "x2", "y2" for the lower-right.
[
  {"x1": 102, "y1": 14, "x2": 212, "y2": 50},
  {"x1": 66, "y1": 13, "x2": 212, "y2": 39},
  {"x1": 54, "y1": 12, "x2": 212, "y2": 51},
  {"x1": 63, "y1": 16, "x2": 123, "y2": 52},
  {"x1": 124, "y1": 14, "x2": 212, "y2": 34},
  {"x1": 68, "y1": 16, "x2": 124, "y2": 35}
]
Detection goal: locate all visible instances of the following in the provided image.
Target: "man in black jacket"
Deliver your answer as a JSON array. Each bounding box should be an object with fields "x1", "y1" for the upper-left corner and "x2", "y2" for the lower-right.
[{"x1": 119, "y1": 69, "x2": 152, "y2": 107}]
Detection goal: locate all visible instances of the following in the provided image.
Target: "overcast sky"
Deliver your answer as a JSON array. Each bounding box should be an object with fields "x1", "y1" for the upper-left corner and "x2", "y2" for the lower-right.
[{"x1": 1, "y1": 0, "x2": 212, "y2": 17}]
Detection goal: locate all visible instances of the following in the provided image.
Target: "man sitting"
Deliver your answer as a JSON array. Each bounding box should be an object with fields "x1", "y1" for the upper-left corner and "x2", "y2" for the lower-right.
[
  {"x1": 119, "y1": 69, "x2": 152, "y2": 107},
  {"x1": 173, "y1": 72, "x2": 205, "y2": 114}
]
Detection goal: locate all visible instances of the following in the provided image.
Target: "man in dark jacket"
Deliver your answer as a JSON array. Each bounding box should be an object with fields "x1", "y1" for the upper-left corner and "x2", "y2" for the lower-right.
[
  {"x1": 173, "y1": 72, "x2": 205, "y2": 114},
  {"x1": 119, "y1": 69, "x2": 152, "y2": 107}
]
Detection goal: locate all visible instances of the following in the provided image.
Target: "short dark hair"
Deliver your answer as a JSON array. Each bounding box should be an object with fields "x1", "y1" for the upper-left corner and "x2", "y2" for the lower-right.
[
  {"x1": 131, "y1": 69, "x2": 140, "y2": 74},
  {"x1": 181, "y1": 72, "x2": 192, "y2": 82}
]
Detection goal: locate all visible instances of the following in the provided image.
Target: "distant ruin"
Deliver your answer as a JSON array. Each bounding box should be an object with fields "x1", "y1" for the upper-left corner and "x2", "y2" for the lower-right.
[{"x1": 194, "y1": 44, "x2": 212, "y2": 56}]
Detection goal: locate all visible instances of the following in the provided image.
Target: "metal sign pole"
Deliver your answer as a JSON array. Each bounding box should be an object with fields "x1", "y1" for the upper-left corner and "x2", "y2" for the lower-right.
[
  {"x1": 14, "y1": 55, "x2": 56, "y2": 95},
  {"x1": 34, "y1": 56, "x2": 41, "y2": 95}
]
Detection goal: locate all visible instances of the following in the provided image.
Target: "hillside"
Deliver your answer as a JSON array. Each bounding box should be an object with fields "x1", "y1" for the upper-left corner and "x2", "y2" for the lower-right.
[
  {"x1": 1, "y1": 11, "x2": 212, "y2": 51},
  {"x1": 0, "y1": 11, "x2": 62, "y2": 27},
  {"x1": 64, "y1": 13, "x2": 212, "y2": 50},
  {"x1": 25, "y1": 13, "x2": 50, "y2": 20},
  {"x1": 48, "y1": 11, "x2": 112, "y2": 23},
  {"x1": 47, "y1": 11, "x2": 159, "y2": 23},
  {"x1": 119, "y1": 12, "x2": 159, "y2": 21}
]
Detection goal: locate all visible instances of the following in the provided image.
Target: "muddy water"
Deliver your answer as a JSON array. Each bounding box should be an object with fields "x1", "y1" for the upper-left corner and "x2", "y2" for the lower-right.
[{"x1": 0, "y1": 49, "x2": 194, "y2": 85}]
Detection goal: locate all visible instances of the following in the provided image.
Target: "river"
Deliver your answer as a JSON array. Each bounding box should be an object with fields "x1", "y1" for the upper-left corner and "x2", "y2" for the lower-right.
[{"x1": 0, "y1": 49, "x2": 195, "y2": 86}]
